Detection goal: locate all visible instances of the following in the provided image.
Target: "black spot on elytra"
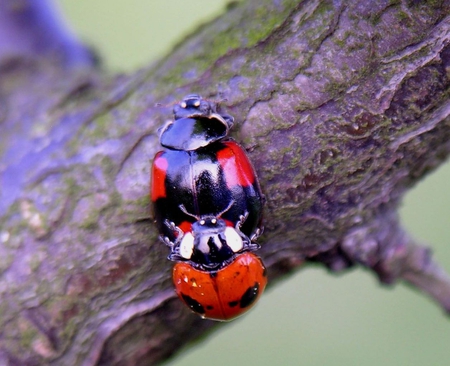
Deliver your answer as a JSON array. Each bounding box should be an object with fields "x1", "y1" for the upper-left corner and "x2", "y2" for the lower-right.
[
  {"x1": 181, "y1": 293, "x2": 205, "y2": 315},
  {"x1": 240, "y1": 283, "x2": 260, "y2": 308},
  {"x1": 228, "y1": 300, "x2": 239, "y2": 308},
  {"x1": 206, "y1": 305, "x2": 214, "y2": 310}
]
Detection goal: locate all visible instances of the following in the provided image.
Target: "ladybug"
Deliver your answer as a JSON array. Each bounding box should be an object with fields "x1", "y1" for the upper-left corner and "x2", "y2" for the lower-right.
[
  {"x1": 159, "y1": 94, "x2": 234, "y2": 151},
  {"x1": 151, "y1": 140, "x2": 264, "y2": 255},
  {"x1": 173, "y1": 252, "x2": 267, "y2": 321}
]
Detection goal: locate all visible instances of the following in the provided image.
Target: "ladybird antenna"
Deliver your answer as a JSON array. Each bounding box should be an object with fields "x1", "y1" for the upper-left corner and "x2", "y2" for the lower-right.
[
  {"x1": 209, "y1": 92, "x2": 230, "y2": 114},
  {"x1": 214, "y1": 85, "x2": 229, "y2": 104},
  {"x1": 209, "y1": 95, "x2": 228, "y2": 105},
  {"x1": 216, "y1": 84, "x2": 228, "y2": 101},
  {"x1": 213, "y1": 98, "x2": 229, "y2": 108},
  {"x1": 156, "y1": 93, "x2": 199, "y2": 109},
  {"x1": 217, "y1": 200, "x2": 235, "y2": 217},
  {"x1": 178, "y1": 204, "x2": 200, "y2": 220},
  {"x1": 154, "y1": 100, "x2": 180, "y2": 109},
  {"x1": 179, "y1": 201, "x2": 234, "y2": 220}
]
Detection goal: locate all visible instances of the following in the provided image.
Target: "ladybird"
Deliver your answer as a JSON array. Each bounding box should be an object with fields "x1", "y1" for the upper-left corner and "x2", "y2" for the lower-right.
[
  {"x1": 151, "y1": 140, "x2": 264, "y2": 255},
  {"x1": 159, "y1": 94, "x2": 234, "y2": 151},
  {"x1": 173, "y1": 252, "x2": 267, "y2": 321}
]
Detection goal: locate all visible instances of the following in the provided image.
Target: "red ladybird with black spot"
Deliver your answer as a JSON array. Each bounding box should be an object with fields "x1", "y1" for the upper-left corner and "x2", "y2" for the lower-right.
[
  {"x1": 173, "y1": 252, "x2": 267, "y2": 321},
  {"x1": 162, "y1": 203, "x2": 267, "y2": 321}
]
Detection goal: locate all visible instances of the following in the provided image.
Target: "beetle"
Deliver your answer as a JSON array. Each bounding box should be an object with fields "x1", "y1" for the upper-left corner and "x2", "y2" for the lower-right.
[{"x1": 151, "y1": 140, "x2": 264, "y2": 254}]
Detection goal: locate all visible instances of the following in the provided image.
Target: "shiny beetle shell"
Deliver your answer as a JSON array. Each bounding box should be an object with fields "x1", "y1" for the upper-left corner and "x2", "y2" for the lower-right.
[{"x1": 173, "y1": 252, "x2": 267, "y2": 321}]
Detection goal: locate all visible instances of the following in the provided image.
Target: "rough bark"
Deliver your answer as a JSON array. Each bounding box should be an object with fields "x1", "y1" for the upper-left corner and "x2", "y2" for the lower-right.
[{"x1": 1, "y1": 0, "x2": 450, "y2": 365}]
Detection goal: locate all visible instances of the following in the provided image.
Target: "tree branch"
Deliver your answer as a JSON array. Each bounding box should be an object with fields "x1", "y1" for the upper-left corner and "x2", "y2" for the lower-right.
[{"x1": 1, "y1": 0, "x2": 450, "y2": 365}]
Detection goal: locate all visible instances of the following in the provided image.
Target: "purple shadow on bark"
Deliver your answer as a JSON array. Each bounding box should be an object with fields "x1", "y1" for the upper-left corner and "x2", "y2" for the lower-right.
[{"x1": 0, "y1": 0, "x2": 96, "y2": 67}]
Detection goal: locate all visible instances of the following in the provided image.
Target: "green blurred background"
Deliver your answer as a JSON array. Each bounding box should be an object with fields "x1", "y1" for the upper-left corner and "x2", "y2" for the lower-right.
[{"x1": 58, "y1": 1, "x2": 450, "y2": 365}]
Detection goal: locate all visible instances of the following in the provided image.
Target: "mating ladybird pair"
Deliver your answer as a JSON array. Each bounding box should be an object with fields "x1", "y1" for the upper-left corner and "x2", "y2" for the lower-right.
[{"x1": 151, "y1": 94, "x2": 267, "y2": 321}]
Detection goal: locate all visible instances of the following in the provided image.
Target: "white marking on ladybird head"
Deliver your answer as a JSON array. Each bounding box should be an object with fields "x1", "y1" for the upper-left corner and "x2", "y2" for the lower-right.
[
  {"x1": 180, "y1": 101, "x2": 187, "y2": 108},
  {"x1": 194, "y1": 100, "x2": 200, "y2": 107},
  {"x1": 211, "y1": 218, "x2": 217, "y2": 224},
  {"x1": 180, "y1": 232, "x2": 194, "y2": 259},
  {"x1": 200, "y1": 220, "x2": 205, "y2": 225},
  {"x1": 224, "y1": 227, "x2": 243, "y2": 253}
]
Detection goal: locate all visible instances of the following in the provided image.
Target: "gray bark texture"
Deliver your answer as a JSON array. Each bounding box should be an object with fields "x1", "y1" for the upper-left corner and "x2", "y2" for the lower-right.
[{"x1": 1, "y1": 0, "x2": 450, "y2": 365}]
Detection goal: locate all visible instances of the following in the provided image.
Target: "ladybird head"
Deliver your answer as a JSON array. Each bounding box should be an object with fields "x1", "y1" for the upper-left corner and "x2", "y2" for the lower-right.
[
  {"x1": 173, "y1": 94, "x2": 214, "y2": 120},
  {"x1": 178, "y1": 216, "x2": 245, "y2": 267},
  {"x1": 173, "y1": 203, "x2": 251, "y2": 269},
  {"x1": 160, "y1": 94, "x2": 234, "y2": 151},
  {"x1": 173, "y1": 94, "x2": 234, "y2": 127},
  {"x1": 191, "y1": 216, "x2": 227, "y2": 233}
]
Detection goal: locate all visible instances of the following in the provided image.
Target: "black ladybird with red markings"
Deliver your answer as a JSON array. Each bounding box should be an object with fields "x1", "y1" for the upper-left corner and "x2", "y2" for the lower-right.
[{"x1": 151, "y1": 140, "x2": 264, "y2": 253}]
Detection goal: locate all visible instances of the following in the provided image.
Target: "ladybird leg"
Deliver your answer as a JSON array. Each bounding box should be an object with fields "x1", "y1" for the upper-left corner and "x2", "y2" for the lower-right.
[
  {"x1": 163, "y1": 236, "x2": 185, "y2": 262},
  {"x1": 250, "y1": 226, "x2": 264, "y2": 242},
  {"x1": 159, "y1": 233, "x2": 182, "y2": 261},
  {"x1": 167, "y1": 246, "x2": 184, "y2": 261},
  {"x1": 234, "y1": 211, "x2": 248, "y2": 238},
  {"x1": 163, "y1": 220, "x2": 186, "y2": 258},
  {"x1": 236, "y1": 211, "x2": 249, "y2": 227},
  {"x1": 235, "y1": 212, "x2": 260, "y2": 251},
  {"x1": 160, "y1": 234, "x2": 175, "y2": 247},
  {"x1": 164, "y1": 219, "x2": 184, "y2": 239},
  {"x1": 221, "y1": 113, "x2": 234, "y2": 128},
  {"x1": 235, "y1": 211, "x2": 263, "y2": 242}
]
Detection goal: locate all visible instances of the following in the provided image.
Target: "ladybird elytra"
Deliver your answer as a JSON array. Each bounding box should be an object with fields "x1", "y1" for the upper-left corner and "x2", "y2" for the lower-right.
[{"x1": 172, "y1": 252, "x2": 267, "y2": 321}]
